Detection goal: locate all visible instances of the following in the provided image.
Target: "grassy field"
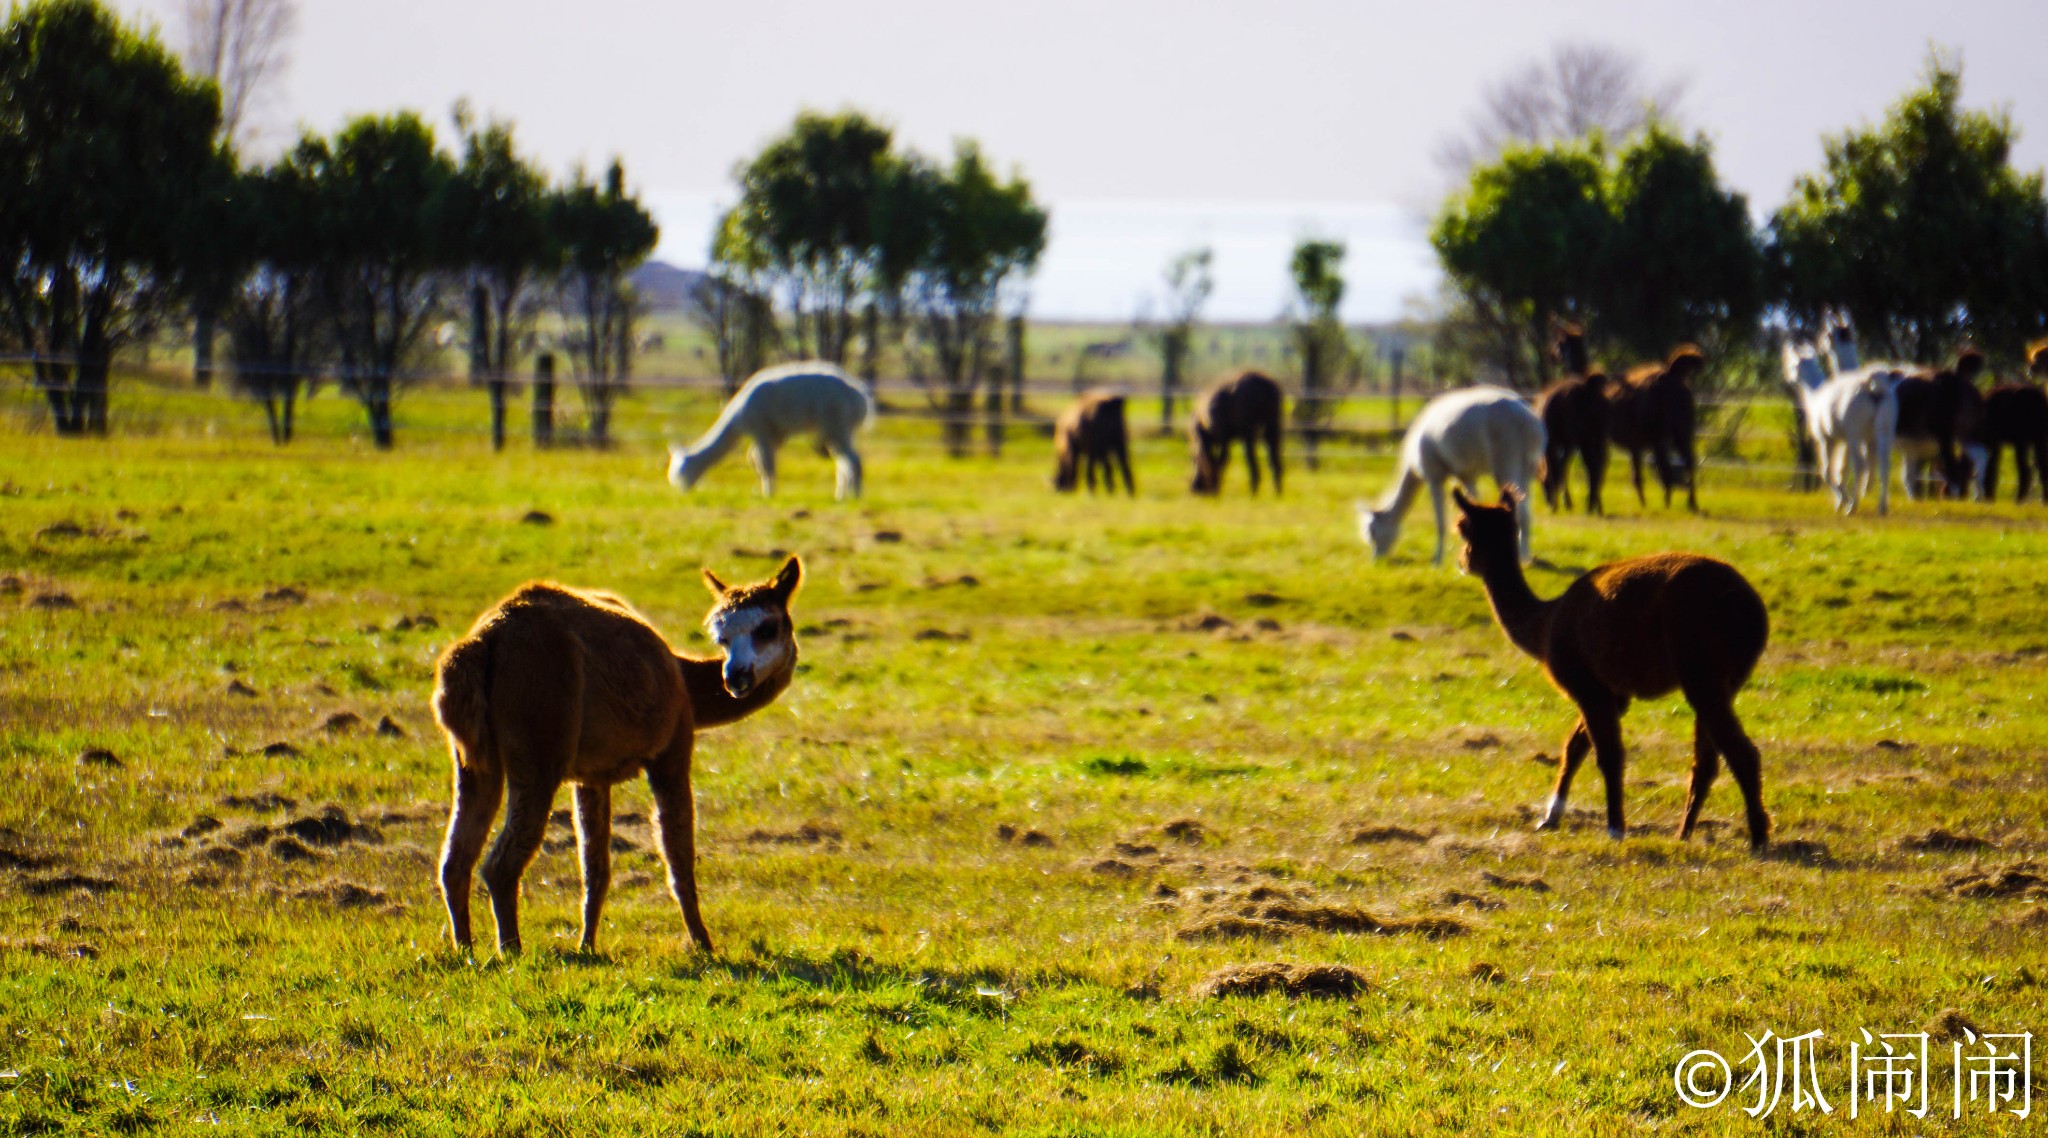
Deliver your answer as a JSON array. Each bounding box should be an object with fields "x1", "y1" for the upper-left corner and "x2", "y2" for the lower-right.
[{"x1": 1, "y1": 373, "x2": 2044, "y2": 1136}]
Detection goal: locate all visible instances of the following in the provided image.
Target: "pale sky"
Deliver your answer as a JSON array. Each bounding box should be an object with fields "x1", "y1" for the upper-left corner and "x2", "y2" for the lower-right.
[{"x1": 114, "y1": 0, "x2": 2048, "y2": 319}]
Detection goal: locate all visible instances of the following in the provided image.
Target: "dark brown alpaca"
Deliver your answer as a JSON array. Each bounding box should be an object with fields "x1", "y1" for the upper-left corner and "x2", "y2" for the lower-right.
[
  {"x1": 1053, "y1": 391, "x2": 1134, "y2": 495},
  {"x1": 1189, "y1": 371, "x2": 1283, "y2": 495},
  {"x1": 1452, "y1": 489, "x2": 1771, "y2": 850},
  {"x1": 1605, "y1": 346, "x2": 1704, "y2": 512},
  {"x1": 1536, "y1": 323, "x2": 1610, "y2": 514},
  {"x1": 1989, "y1": 345, "x2": 2048, "y2": 502},
  {"x1": 432, "y1": 556, "x2": 803, "y2": 955},
  {"x1": 1892, "y1": 353, "x2": 1985, "y2": 499}
]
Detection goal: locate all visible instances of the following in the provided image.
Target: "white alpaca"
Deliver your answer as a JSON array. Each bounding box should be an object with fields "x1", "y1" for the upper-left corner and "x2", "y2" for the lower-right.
[
  {"x1": 1782, "y1": 338, "x2": 1898, "y2": 515},
  {"x1": 668, "y1": 362, "x2": 874, "y2": 499},
  {"x1": 1358, "y1": 387, "x2": 1544, "y2": 566}
]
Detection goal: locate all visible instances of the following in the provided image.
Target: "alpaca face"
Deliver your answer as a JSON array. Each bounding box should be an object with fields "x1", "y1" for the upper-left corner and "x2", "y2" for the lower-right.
[
  {"x1": 1357, "y1": 503, "x2": 1399, "y2": 559},
  {"x1": 1450, "y1": 490, "x2": 1516, "y2": 575},
  {"x1": 701, "y1": 556, "x2": 802, "y2": 697},
  {"x1": 667, "y1": 446, "x2": 700, "y2": 491}
]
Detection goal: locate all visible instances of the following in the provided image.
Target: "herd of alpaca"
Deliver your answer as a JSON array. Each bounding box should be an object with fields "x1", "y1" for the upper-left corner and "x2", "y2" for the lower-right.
[{"x1": 427, "y1": 339, "x2": 2048, "y2": 955}]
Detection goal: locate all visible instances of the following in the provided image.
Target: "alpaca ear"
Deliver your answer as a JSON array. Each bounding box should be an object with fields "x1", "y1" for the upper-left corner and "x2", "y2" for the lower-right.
[
  {"x1": 771, "y1": 555, "x2": 803, "y2": 600},
  {"x1": 702, "y1": 568, "x2": 731, "y2": 598},
  {"x1": 1450, "y1": 487, "x2": 1475, "y2": 512},
  {"x1": 1500, "y1": 486, "x2": 1525, "y2": 509}
]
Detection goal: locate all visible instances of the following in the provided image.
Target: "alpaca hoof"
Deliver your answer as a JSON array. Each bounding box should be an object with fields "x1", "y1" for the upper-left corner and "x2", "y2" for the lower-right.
[
  {"x1": 1607, "y1": 826, "x2": 1625, "y2": 841},
  {"x1": 1534, "y1": 818, "x2": 1560, "y2": 833}
]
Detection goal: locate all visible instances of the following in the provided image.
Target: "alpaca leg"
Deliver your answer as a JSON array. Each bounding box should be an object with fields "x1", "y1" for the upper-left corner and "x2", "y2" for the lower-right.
[
  {"x1": 1428, "y1": 478, "x2": 1448, "y2": 566},
  {"x1": 1584, "y1": 442, "x2": 1606, "y2": 516},
  {"x1": 748, "y1": 437, "x2": 777, "y2": 497},
  {"x1": 1678, "y1": 719, "x2": 1721, "y2": 841},
  {"x1": 1984, "y1": 445, "x2": 2003, "y2": 502},
  {"x1": 646, "y1": 736, "x2": 714, "y2": 952},
  {"x1": 1541, "y1": 446, "x2": 1563, "y2": 511},
  {"x1": 1681, "y1": 436, "x2": 1698, "y2": 512},
  {"x1": 1629, "y1": 449, "x2": 1647, "y2": 507},
  {"x1": 1265, "y1": 421, "x2": 1284, "y2": 495},
  {"x1": 1242, "y1": 436, "x2": 1261, "y2": 495},
  {"x1": 572, "y1": 782, "x2": 612, "y2": 951},
  {"x1": 1540, "y1": 720, "x2": 1592, "y2": 831},
  {"x1": 1690, "y1": 694, "x2": 1769, "y2": 852},
  {"x1": 1582, "y1": 699, "x2": 1630, "y2": 840},
  {"x1": 828, "y1": 440, "x2": 862, "y2": 500},
  {"x1": 440, "y1": 759, "x2": 504, "y2": 951},
  {"x1": 480, "y1": 774, "x2": 560, "y2": 954},
  {"x1": 1115, "y1": 437, "x2": 1135, "y2": 496},
  {"x1": 1085, "y1": 452, "x2": 1100, "y2": 494}
]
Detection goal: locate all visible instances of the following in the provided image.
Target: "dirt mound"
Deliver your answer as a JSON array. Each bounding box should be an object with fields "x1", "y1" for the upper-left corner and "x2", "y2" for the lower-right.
[
  {"x1": 268, "y1": 836, "x2": 320, "y2": 862},
  {"x1": 1926, "y1": 1007, "x2": 1982, "y2": 1042},
  {"x1": 374, "y1": 716, "x2": 407, "y2": 739},
  {"x1": 0, "y1": 846, "x2": 55, "y2": 871},
  {"x1": 1434, "y1": 890, "x2": 1506, "y2": 912},
  {"x1": 912, "y1": 628, "x2": 968, "y2": 642},
  {"x1": 221, "y1": 793, "x2": 296, "y2": 812},
  {"x1": 1350, "y1": 825, "x2": 1431, "y2": 845},
  {"x1": 1179, "y1": 613, "x2": 1234, "y2": 632},
  {"x1": 745, "y1": 822, "x2": 841, "y2": 845},
  {"x1": 1939, "y1": 864, "x2": 2048, "y2": 900},
  {"x1": 320, "y1": 712, "x2": 363, "y2": 733},
  {"x1": 76, "y1": 747, "x2": 122, "y2": 768},
  {"x1": 1897, "y1": 829, "x2": 1994, "y2": 853},
  {"x1": 1090, "y1": 859, "x2": 1142, "y2": 877},
  {"x1": 1170, "y1": 885, "x2": 1466, "y2": 942},
  {"x1": 20, "y1": 873, "x2": 117, "y2": 896},
  {"x1": 261, "y1": 586, "x2": 306, "y2": 604},
  {"x1": 1999, "y1": 906, "x2": 2048, "y2": 930},
  {"x1": 520, "y1": 510, "x2": 553, "y2": 525},
  {"x1": 995, "y1": 824, "x2": 1055, "y2": 847},
  {"x1": 1192, "y1": 962, "x2": 1370, "y2": 1000},
  {"x1": 1113, "y1": 841, "x2": 1158, "y2": 857},
  {"x1": 1479, "y1": 870, "x2": 1551, "y2": 892},
  {"x1": 280, "y1": 806, "x2": 382, "y2": 847},
  {"x1": 1162, "y1": 819, "x2": 1207, "y2": 844},
  {"x1": 225, "y1": 679, "x2": 260, "y2": 697},
  {"x1": 30, "y1": 592, "x2": 78, "y2": 610},
  {"x1": 0, "y1": 936, "x2": 97, "y2": 960},
  {"x1": 291, "y1": 879, "x2": 390, "y2": 909}
]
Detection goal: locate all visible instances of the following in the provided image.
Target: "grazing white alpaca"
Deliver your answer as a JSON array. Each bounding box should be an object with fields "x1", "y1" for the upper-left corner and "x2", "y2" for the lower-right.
[
  {"x1": 668, "y1": 363, "x2": 874, "y2": 499},
  {"x1": 1782, "y1": 338, "x2": 1898, "y2": 515},
  {"x1": 1358, "y1": 387, "x2": 1544, "y2": 566}
]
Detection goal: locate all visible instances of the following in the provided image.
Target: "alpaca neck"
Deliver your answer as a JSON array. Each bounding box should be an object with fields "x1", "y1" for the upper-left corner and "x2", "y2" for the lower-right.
[
  {"x1": 676, "y1": 644, "x2": 796, "y2": 729},
  {"x1": 1379, "y1": 466, "x2": 1425, "y2": 522},
  {"x1": 1474, "y1": 550, "x2": 1554, "y2": 660},
  {"x1": 680, "y1": 402, "x2": 751, "y2": 479}
]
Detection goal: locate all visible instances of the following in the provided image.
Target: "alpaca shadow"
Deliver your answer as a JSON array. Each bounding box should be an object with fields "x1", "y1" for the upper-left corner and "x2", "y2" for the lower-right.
[
  {"x1": 676, "y1": 945, "x2": 1016, "y2": 1008},
  {"x1": 1759, "y1": 839, "x2": 1837, "y2": 868}
]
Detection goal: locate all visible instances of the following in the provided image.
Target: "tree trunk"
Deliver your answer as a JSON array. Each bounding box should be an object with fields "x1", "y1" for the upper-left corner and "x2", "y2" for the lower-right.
[
  {"x1": 489, "y1": 380, "x2": 508, "y2": 452},
  {"x1": 1007, "y1": 316, "x2": 1026, "y2": 413},
  {"x1": 193, "y1": 310, "x2": 216, "y2": 389},
  {"x1": 861, "y1": 303, "x2": 880, "y2": 385},
  {"x1": 532, "y1": 352, "x2": 555, "y2": 447}
]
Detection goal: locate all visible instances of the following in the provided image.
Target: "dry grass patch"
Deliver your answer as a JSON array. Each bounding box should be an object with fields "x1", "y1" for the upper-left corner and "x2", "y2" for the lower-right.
[{"x1": 1191, "y1": 962, "x2": 1372, "y2": 1000}]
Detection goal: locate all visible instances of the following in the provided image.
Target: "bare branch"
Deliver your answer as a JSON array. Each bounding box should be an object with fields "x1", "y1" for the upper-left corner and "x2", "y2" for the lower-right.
[
  {"x1": 179, "y1": 0, "x2": 297, "y2": 149},
  {"x1": 1435, "y1": 42, "x2": 1686, "y2": 174}
]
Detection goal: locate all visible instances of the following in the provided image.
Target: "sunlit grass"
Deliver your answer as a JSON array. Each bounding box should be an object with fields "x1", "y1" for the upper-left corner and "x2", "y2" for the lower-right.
[{"x1": 1, "y1": 374, "x2": 2043, "y2": 1135}]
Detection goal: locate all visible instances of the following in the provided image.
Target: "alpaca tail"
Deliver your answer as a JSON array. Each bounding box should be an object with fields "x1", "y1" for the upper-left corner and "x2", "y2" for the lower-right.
[{"x1": 432, "y1": 635, "x2": 496, "y2": 774}]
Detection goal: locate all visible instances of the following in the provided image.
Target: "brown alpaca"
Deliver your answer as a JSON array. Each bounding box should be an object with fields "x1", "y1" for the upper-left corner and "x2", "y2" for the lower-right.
[
  {"x1": 1189, "y1": 371, "x2": 1283, "y2": 495},
  {"x1": 1988, "y1": 343, "x2": 2048, "y2": 502},
  {"x1": 1605, "y1": 346, "x2": 1704, "y2": 512},
  {"x1": 1537, "y1": 324, "x2": 1611, "y2": 515},
  {"x1": 1053, "y1": 391, "x2": 1134, "y2": 495},
  {"x1": 1452, "y1": 489, "x2": 1771, "y2": 850},
  {"x1": 432, "y1": 556, "x2": 803, "y2": 955}
]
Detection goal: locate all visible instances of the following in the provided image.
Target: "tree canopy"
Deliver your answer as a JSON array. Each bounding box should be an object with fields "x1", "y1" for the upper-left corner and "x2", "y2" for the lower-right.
[{"x1": 1770, "y1": 53, "x2": 2048, "y2": 363}]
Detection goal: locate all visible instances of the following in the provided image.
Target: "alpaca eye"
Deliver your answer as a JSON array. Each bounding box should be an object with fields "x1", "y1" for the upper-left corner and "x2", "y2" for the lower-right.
[{"x1": 754, "y1": 618, "x2": 780, "y2": 641}]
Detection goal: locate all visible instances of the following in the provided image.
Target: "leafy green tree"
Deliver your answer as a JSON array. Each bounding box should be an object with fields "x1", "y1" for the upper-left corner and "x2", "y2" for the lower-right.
[
  {"x1": 910, "y1": 141, "x2": 1047, "y2": 456},
  {"x1": 446, "y1": 108, "x2": 556, "y2": 450},
  {"x1": 0, "y1": 0, "x2": 227, "y2": 435},
  {"x1": 1151, "y1": 247, "x2": 1213, "y2": 432},
  {"x1": 289, "y1": 112, "x2": 456, "y2": 448},
  {"x1": 552, "y1": 159, "x2": 657, "y2": 447},
  {"x1": 1597, "y1": 125, "x2": 1762, "y2": 362},
  {"x1": 730, "y1": 110, "x2": 894, "y2": 365},
  {"x1": 1431, "y1": 141, "x2": 1608, "y2": 386},
  {"x1": 1771, "y1": 52, "x2": 2048, "y2": 363},
  {"x1": 1286, "y1": 238, "x2": 1352, "y2": 466},
  {"x1": 216, "y1": 159, "x2": 326, "y2": 442}
]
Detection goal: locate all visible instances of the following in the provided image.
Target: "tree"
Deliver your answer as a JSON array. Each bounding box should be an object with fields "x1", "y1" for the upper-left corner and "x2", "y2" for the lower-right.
[
  {"x1": 552, "y1": 159, "x2": 657, "y2": 447},
  {"x1": 1596, "y1": 125, "x2": 1763, "y2": 362},
  {"x1": 291, "y1": 112, "x2": 456, "y2": 448},
  {"x1": 730, "y1": 110, "x2": 894, "y2": 365},
  {"x1": 1431, "y1": 142, "x2": 1607, "y2": 386},
  {"x1": 692, "y1": 208, "x2": 779, "y2": 396},
  {"x1": 910, "y1": 141, "x2": 1047, "y2": 457},
  {"x1": 1286, "y1": 238, "x2": 1351, "y2": 466},
  {"x1": 177, "y1": 0, "x2": 293, "y2": 149},
  {"x1": 1771, "y1": 52, "x2": 2048, "y2": 364},
  {"x1": 1149, "y1": 246, "x2": 1213, "y2": 432},
  {"x1": 445, "y1": 108, "x2": 555, "y2": 450},
  {"x1": 216, "y1": 159, "x2": 326, "y2": 442},
  {"x1": 0, "y1": 0, "x2": 227, "y2": 436},
  {"x1": 1436, "y1": 42, "x2": 1684, "y2": 174}
]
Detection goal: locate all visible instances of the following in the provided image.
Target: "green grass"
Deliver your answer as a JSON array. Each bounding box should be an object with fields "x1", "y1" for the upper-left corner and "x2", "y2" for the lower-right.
[{"x1": 1, "y1": 372, "x2": 2045, "y2": 1135}]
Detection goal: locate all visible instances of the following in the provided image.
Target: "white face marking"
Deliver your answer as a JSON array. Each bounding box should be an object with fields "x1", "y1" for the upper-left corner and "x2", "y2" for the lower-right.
[
  {"x1": 706, "y1": 603, "x2": 790, "y2": 688},
  {"x1": 1357, "y1": 507, "x2": 1396, "y2": 558}
]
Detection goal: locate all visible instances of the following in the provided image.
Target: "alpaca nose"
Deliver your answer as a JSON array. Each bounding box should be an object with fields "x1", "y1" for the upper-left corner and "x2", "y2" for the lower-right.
[{"x1": 723, "y1": 666, "x2": 755, "y2": 697}]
